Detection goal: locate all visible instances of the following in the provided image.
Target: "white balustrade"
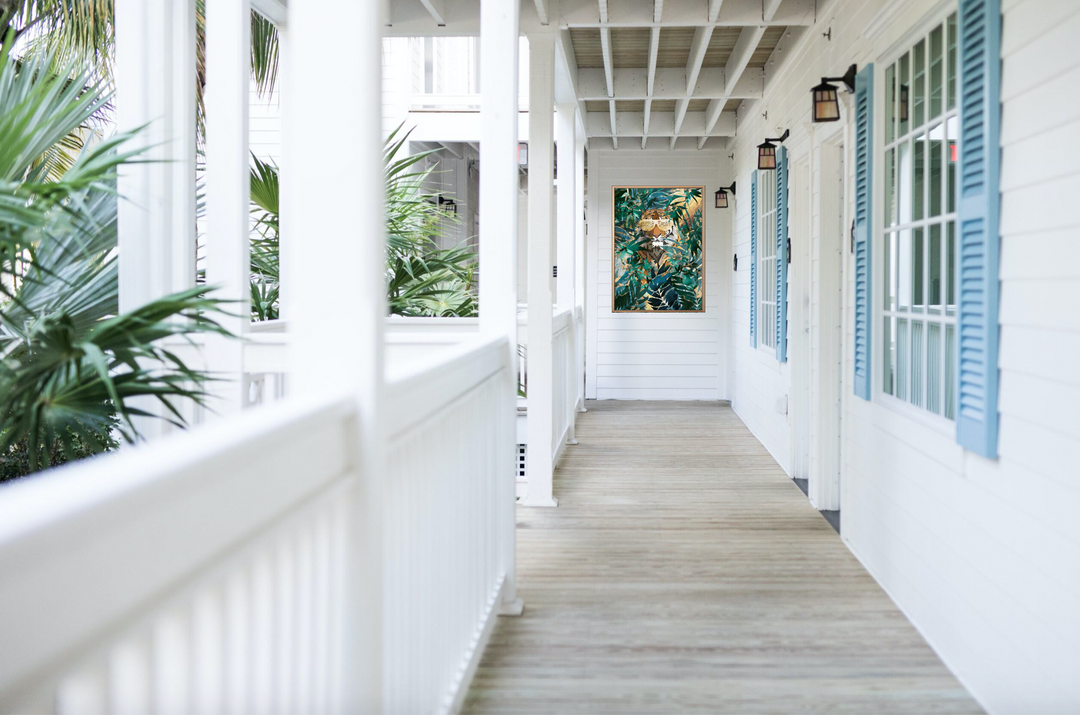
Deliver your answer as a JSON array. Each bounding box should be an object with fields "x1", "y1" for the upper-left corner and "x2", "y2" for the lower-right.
[
  {"x1": 551, "y1": 308, "x2": 575, "y2": 463},
  {"x1": 0, "y1": 337, "x2": 514, "y2": 714}
]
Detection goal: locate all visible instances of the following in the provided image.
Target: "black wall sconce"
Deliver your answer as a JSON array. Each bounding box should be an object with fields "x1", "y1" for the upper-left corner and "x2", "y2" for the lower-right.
[
  {"x1": 438, "y1": 195, "x2": 457, "y2": 213},
  {"x1": 811, "y1": 64, "x2": 857, "y2": 123},
  {"x1": 757, "y1": 129, "x2": 789, "y2": 170},
  {"x1": 733, "y1": 253, "x2": 738, "y2": 271},
  {"x1": 714, "y1": 181, "x2": 736, "y2": 209}
]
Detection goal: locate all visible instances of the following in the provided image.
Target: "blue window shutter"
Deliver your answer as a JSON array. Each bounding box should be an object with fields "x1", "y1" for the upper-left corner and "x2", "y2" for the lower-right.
[
  {"x1": 775, "y1": 146, "x2": 789, "y2": 362},
  {"x1": 956, "y1": 0, "x2": 1002, "y2": 458},
  {"x1": 750, "y1": 170, "x2": 758, "y2": 348},
  {"x1": 852, "y1": 64, "x2": 874, "y2": 400}
]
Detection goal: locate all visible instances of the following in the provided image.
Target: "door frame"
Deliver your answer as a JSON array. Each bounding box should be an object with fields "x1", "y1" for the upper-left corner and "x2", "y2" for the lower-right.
[
  {"x1": 789, "y1": 155, "x2": 812, "y2": 480},
  {"x1": 809, "y1": 121, "x2": 848, "y2": 512}
]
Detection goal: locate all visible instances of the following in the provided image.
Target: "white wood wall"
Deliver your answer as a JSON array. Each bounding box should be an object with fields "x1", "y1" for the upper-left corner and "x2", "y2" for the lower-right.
[
  {"x1": 727, "y1": 0, "x2": 1080, "y2": 711},
  {"x1": 585, "y1": 148, "x2": 730, "y2": 401}
]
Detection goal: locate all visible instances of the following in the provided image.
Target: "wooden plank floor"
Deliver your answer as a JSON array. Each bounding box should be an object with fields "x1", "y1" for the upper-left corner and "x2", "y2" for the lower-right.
[{"x1": 463, "y1": 401, "x2": 983, "y2": 714}]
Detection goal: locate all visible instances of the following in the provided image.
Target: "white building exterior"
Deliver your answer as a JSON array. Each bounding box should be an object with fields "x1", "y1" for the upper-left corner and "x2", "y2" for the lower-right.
[{"x1": 0, "y1": 0, "x2": 1077, "y2": 713}]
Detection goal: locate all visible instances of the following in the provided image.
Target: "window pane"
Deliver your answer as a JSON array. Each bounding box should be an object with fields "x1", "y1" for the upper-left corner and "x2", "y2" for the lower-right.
[
  {"x1": 945, "y1": 324, "x2": 956, "y2": 419},
  {"x1": 898, "y1": 140, "x2": 911, "y2": 224},
  {"x1": 912, "y1": 227, "x2": 924, "y2": 312},
  {"x1": 929, "y1": 25, "x2": 943, "y2": 119},
  {"x1": 929, "y1": 223, "x2": 942, "y2": 310},
  {"x1": 912, "y1": 136, "x2": 925, "y2": 221},
  {"x1": 884, "y1": 316, "x2": 895, "y2": 395},
  {"x1": 911, "y1": 321, "x2": 924, "y2": 407},
  {"x1": 899, "y1": 51, "x2": 910, "y2": 136},
  {"x1": 928, "y1": 323, "x2": 941, "y2": 414},
  {"x1": 946, "y1": 222, "x2": 956, "y2": 315},
  {"x1": 929, "y1": 123, "x2": 944, "y2": 217},
  {"x1": 897, "y1": 318, "x2": 909, "y2": 401},
  {"x1": 884, "y1": 147, "x2": 896, "y2": 227},
  {"x1": 886, "y1": 63, "x2": 897, "y2": 144},
  {"x1": 898, "y1": 228, "x2": 912, "y2": 311},
  {"x1": 947, "y1": 13, "x2": 957, "y2": 110},
  {"x1": 947, "y1": 115, "x2": 958, "y2": 213},
  {"x1": 912, "y1": 39, "x2": 926, "y2": 128},
  {"x1": 884, "y1": 232, "x2": 894, "y2": 310}
]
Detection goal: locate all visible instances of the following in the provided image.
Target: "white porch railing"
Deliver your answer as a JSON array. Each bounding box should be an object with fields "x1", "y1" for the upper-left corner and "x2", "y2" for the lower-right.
[
  {"x1": 551, "y1": 308, "x2": 575, "y2": 463},
  {"x1": 0, "y1": 337, "x2": 513, "y2": 714}
]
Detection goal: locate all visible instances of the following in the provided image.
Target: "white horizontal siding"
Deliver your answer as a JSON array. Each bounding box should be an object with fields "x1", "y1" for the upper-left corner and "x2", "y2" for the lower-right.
[
  {"x1": 585, "y1": 149, "x2": 730, "y2": 401},
  {"x1": 725, "y1": 0, "x2": 1080, "y2": 712}
]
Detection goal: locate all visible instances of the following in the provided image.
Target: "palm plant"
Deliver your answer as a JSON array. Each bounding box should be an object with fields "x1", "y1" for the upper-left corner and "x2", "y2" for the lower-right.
[
  {"x1": 0, "y1": 44, "x2": 232, "y2": 477},
  {"x1": 244, "y1": 125, "x2": 478, "y2": 320}
]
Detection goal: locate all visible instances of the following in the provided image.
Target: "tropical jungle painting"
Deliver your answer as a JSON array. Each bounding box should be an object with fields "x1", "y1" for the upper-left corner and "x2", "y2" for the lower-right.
[{"x1": 612, "y1": 186, "x2": 705, "y2": 312}]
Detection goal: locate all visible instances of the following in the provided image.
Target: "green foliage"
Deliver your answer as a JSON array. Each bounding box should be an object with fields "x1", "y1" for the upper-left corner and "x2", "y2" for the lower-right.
[
  {"x1": 246, "y1": 124, "x2": 478, "y2": 320},
  {"x1": 0, "y1": 44, "x2": 234, "y2": 476},
  {"x1": 612, "y1": 187, "x2": 704, "y2": 312}
]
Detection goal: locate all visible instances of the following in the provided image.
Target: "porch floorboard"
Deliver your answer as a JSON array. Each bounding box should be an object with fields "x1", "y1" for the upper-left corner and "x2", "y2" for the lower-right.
[{"x1": 463, "y1": 400, "x2": 982, "y2": 714}]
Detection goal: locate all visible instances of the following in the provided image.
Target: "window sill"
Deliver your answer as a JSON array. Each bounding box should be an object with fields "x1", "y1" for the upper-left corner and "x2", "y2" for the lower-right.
[{"x1": 875, "y1": 391, "x2": 955, "y2": 438}]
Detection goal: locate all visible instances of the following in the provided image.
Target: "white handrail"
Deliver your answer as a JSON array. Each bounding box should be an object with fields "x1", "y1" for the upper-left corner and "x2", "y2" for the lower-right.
[{"x1": 0, "y1": 337, "x2": 515, "y2": 714}]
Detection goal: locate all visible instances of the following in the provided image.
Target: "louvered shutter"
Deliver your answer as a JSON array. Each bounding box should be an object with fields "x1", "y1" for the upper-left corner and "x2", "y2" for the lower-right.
[
  {"x1": 956, "y1": 0, "x2": 1002, "y2": 458},
  {"x1": 852, "y1": 64, "x2": 873, "y2": 400},
  {"x1": 750, "y1": 170, "x2": 758, "y2": 348},
  {"x1": 775, "y1": 146, "x2": 789, "y2": 362}
]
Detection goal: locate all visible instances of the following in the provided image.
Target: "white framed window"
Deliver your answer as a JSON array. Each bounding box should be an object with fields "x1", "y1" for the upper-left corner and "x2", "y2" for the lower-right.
[
  {"x1": 880, "y1": 10, "x2": 958, "y2": 420},
  {"x1": 757, "y1": 170, "x2": 777, "y2": 350}
]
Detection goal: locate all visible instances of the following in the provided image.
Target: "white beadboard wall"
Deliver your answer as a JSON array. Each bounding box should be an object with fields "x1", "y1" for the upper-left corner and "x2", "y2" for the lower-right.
[
  {"x1": 726, "y1": 0, "x2": 1080, "y2": 712},
  {"x1": 585, "y1": 148, "x2": 731, "y2": 401}
]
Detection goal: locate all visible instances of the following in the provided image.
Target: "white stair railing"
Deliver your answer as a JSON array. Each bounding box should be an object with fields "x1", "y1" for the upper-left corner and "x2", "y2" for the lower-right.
[{"x1": 0, "y1": 337, "x2": 513, "y2": 715}]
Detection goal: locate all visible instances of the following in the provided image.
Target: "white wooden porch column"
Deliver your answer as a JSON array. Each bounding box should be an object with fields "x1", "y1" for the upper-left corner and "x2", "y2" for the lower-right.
[
  {"x1": 287, "y1": 0, "x2": 386, "y2": 709},
  {"x1": 524, "y1": 33, "x2": 558, "y2": 509},
  {"x1": 575, "y1": 135, "x2": 588, "y2": 412},
  {"x1": 115, "y1": 0, "x2": 197, "y2": 437},
  {"x1": 479, "y1": 0, "x2": 526, "y2": 615},
  {"x1": 556, "y1": 103, "x2": 578, "y2": 443},
  {"x1": 204, "y1": 0, "x2": 252, "y2": 414}
]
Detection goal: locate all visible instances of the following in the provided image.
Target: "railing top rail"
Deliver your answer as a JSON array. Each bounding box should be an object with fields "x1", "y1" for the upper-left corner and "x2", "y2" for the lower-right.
[
  {"x1": 552, "y1": 307, "x2": 573, "y2": 336},
  {"x1": 384, "y1": 334, "x2": 509, "y2": 441},
  {"x1": 0, "y1": 395, "x2": 356, "y2": 697}
]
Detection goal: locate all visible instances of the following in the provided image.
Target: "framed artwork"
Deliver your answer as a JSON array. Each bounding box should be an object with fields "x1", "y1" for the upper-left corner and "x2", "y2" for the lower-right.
[{"x1": 612, "y1": 185, "x2": 705, "y2": 312}]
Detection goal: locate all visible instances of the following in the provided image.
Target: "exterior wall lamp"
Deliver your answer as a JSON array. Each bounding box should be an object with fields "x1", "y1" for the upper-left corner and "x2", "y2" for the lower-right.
[
  {"x1": 714, "y1": 181, "x2": 736, "y2": 209},
  {"x1": 811, "y1": 64, "x2": 858, "y2": 123},
  {"x1": 757, "y1": 129, "x2": 789, "y2": 170},
  {"x1": 438, "y1": 195, "x2": 458, "y2": 213}
]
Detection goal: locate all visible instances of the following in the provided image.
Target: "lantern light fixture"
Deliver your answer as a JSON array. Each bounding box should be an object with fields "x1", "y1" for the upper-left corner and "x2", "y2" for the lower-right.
[
  {"x1": 714, "y1": 181, "x2": 737, "y2": 209},
  {"x1": 811, "y1": 64, "x2": 858, "y2": 123},
  {"x1": 438, "y1": 195, "x2": 458, "y2": 214},
  {"x1": 757, "y1": 129, "x2": 789, "y2": 170}
]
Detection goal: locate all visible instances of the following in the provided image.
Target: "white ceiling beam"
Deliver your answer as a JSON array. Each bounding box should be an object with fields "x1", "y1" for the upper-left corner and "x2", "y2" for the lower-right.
[
  {"x1": 600, "y1": 27, "x2": 614, "y2": 98},
  {"x1": 417, "y1": 0, "x2": 446, "y2": 26},
  {"x1": 608, "y1": 100, "x2": 618, "y2": 149},
  {"x1": 763, "y1": 0, "x2": 784, "y2": 22},
  {"x1": 698, "y1": 24, "x2": 764, "y2": 147},
  {"x1": 585, "y1": 111, "x2": 736, "y2": 137},
  {"x1": 642, "y1": 98, "x2": 652, "y2": 149},
  {"x1": 534, "y1": 0, "x2": 549, "y2": 25},
  {"x1": 646, "y1": 28, "x2": 660, "y2": 96},
  {"x1": 684, "y1": 27, "x2": 713, "y2": 96},
  {"x1": 577, "y1": 67, "x2": 764, "y2": 100},
  {"x1": 708, "y1": 0, "x2": 724, "y2": 22},
  {"x1": 654, "y1": 0, "x2": 665, "y2": 22},
  {"x1": 556, "y1": 28, "x2": 590, "y2": 132},
  {"x1": 598, "y1": 0, "x2": 608, "y2": 22}
]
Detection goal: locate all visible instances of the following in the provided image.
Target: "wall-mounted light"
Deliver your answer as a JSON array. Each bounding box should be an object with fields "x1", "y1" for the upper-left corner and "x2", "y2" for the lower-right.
[
  {"x1": 517, "y1": 142, "x2": 529, "y2": 167},
  {"x1": 757, "y1": 129, "x2": 789, "y2": 170},
  {"x1": 438, "y1": 195, "x2": 458, "y2": 214},
  {"x1": 714, "y1": 181, "x2": 736, "y2": 209},
  {"x1": 811, "y1": 64, "x2": 857, "y2": 123}
]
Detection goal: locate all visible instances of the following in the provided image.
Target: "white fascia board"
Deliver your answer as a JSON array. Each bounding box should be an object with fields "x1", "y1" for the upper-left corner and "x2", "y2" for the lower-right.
[{"x1": 406, "y1": 111, "x2": 529, "y2": 143}]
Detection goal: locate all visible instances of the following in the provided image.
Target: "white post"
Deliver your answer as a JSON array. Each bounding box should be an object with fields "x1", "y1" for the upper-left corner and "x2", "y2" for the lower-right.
[
  {"x1": 556, "y1": 103, "x2": 578, "y2": 445},
  {"x1": 523, "y1": 33, "x2": 557, "y2": 508},
  {"x1": 575, "y1": 135, "x2": 588, "y2": 413},
  {"x1": 479, "y1": 0, "x2": 525, "y2": 615},
  {"x1": 287, "y1": 0, "x2": 386, "y2": 709},
  {"x1": 204, "y1": 0, "x2": 251, "y2": 414},
  {"x1": 115, "y1": 0, "x2": 197, "y2": 438}
]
